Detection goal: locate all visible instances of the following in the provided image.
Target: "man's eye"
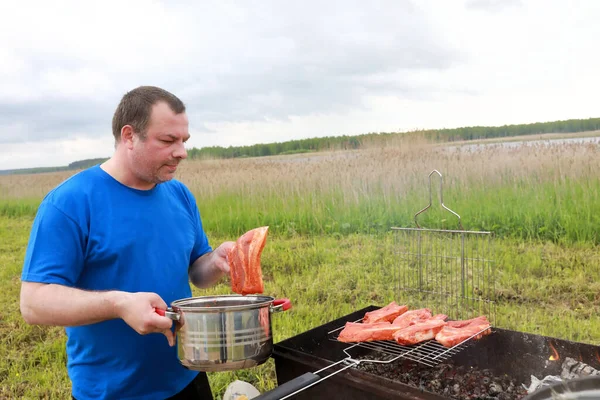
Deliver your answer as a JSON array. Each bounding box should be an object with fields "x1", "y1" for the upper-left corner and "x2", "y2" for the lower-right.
[{"x1": 161, "y1": 139, "x2": 173, "y2": 143}]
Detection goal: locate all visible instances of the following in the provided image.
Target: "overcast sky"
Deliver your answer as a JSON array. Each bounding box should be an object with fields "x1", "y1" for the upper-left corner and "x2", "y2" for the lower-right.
[{"x1": 1, "y1": 0, "x2": 598, "y2": 170}]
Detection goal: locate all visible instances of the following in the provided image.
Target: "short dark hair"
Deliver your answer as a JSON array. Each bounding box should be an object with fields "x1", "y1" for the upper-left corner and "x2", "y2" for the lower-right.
[{"x1": 112, "y1": 86, "x2": 186, "y2": 141}]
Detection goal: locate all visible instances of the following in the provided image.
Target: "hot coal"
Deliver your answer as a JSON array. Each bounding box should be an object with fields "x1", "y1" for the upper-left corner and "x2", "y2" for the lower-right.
[{"x1": 356, "y1": 354, "x2": 528, "y2": 400}]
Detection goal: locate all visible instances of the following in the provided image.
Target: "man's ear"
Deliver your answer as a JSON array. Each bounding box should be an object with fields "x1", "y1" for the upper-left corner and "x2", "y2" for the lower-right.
[{"x1": 120, "y1": 125, "x2": 135, "y2": 149}]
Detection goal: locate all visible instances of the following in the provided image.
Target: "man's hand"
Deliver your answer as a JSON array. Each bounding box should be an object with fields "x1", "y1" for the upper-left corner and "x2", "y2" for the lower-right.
[
  {"x1": 212, "y1": 241, "x2": 235, "y2": 274},
  {"x1": 20, "y1": 282, "x2": 177, "y2": 346},
  {"x1": 189, "y1": 241, "x2": 235, "y2": 288},
  {"x1": 114, "y1": 292, "x2": 176, "y2": 346}
]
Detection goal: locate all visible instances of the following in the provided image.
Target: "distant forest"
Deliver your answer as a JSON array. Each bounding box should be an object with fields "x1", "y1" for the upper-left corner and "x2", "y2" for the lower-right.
[
  {"x1": 0, "y1": 158, "x2": 109, "y2": 176},
  {"x1": 189, "y1": 117, "x2": 600, "y2": 159},
  {"x1": 2, "y1": 117, "x2": 599, "y2": 175}
]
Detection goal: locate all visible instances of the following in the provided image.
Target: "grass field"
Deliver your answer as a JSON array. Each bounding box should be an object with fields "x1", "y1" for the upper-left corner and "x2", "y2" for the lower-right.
[{"x1": 1, "y1": 135, "x2": 600, "y2": 399}]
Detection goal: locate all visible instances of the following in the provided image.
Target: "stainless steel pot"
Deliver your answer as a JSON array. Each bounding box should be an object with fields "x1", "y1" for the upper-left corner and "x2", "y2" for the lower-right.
[{"x1": 156, "y1": 295, "x2": 291, "y2": 372}]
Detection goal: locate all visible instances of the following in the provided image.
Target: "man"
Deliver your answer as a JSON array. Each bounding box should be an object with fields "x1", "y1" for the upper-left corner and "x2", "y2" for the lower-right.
[{"x1": 19, "y1": 86, "x2": 234, "y2": 399}]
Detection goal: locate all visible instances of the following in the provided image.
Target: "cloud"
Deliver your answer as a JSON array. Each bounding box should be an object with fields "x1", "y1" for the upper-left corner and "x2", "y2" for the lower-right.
[
  {"x1": 465, "y1": 0, "x2": 522, "y2": 12},
  {"x1": 0, "y1": 97, "x2": 113, "y2": 143},
  {"x1": 0, "y1": 0, "x2": 461, "y2": 146},
  {"x1": 1, "y1": 0, "x2": 599, "y2": 169}
]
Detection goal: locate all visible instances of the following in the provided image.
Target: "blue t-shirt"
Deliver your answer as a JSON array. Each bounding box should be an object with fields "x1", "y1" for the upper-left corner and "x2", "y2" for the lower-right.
[{"x1": 21, "y1": 165, "x2": 213, "y2": 400}]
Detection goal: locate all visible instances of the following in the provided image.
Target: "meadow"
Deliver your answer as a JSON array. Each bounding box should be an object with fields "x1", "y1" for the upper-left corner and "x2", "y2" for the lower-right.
[{"x1": 1, "y1": 135, "x2": 599, "y2": 399}]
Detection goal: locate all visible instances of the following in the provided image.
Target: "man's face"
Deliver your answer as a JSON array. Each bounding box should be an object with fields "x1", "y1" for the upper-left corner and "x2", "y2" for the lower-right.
[{"x1": 129, "y1": 102, "x2": 189, "y2": 187}]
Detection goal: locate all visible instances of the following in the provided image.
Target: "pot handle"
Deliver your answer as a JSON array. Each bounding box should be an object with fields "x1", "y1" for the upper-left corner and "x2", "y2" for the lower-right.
[
  {"x1": 271, "y1": 298, "x2": 292, "y2": 313},
  {"x1": 155, "y1": 308, "x2": 181, "y2": 321}
]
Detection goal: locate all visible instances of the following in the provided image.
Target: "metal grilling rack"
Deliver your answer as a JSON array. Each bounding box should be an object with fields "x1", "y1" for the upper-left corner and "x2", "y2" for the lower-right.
[
  {"x1": 328, "y1": 169, "x2": 496, "y2": 366},
  {"x1": 393, "y1": 169, "x2": 496, "y2": 326},
  {"x1": 327, "y1": 318, "x2": 489, "y2": 368}
]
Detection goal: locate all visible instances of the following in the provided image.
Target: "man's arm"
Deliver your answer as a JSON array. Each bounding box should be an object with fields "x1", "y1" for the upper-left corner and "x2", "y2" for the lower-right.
[
  {"x1": 20, "y1": 282, "x2": 177, "y2": 346},
  {"x1": 189, "y1": 241, "x2": 235, "y2": 288}
]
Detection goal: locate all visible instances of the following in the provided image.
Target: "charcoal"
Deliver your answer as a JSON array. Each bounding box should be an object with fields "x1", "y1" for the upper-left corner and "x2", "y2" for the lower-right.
[{"x1": 356, "y1": 355, "x2": 527, "y2": 400}]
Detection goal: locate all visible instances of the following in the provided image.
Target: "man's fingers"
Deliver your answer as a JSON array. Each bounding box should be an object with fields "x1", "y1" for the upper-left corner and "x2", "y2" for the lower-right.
[
  {"x1": 219, "y1": 259, "x2": 230, "y2": 273},
  {"x1": 163, "y1": 329, "x2": 175, "y2": 347},
  {"x1": 151, "y1": 313, "x2": 174, "y2": 330},
  {"x1": 148, "y1": 293, "x2": 168, "y2": 310}
]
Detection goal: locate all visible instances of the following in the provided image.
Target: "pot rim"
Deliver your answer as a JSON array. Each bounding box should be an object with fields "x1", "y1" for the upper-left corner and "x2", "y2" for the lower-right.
[{"x1": 170, "y1": 294, "x2": 276, "y2": 312}]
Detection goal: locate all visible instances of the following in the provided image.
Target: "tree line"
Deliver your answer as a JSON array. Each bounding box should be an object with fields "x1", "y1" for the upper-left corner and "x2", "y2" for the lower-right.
[
  {"x1": 187, "y1": 117, "x2": 600, "y2": 160},
  {"x1": 420, "y1": 117, "x2": 600, "y2": 142},
  {"x1": 2, "y1": 117, "x2": 598, "y2": 175}
]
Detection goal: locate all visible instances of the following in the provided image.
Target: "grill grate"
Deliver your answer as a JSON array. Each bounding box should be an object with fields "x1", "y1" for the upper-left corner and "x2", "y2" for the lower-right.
[{"x1": 327, "y1": 318, "x2": 492, "y2": 367}]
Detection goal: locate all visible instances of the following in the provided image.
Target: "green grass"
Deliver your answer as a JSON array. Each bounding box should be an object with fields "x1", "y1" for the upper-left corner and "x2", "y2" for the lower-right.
[
  {"x1": 0, "y1": 198, "x2": 40, "y2": 218},
  {"x1": 2, "y1": 173, "x2": 600, "y2": 245},
  {"x1": 191, "y1": 174, "x2": 600, "y2": 245},
  {"x1": 2, "y1": 216, "x2": 599, "y2": 399}
]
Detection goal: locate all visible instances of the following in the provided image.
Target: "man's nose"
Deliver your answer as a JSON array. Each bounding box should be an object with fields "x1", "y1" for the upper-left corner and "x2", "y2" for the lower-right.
[{"x1": 173, "y1": 142, "x2": 188, "y2": 159}]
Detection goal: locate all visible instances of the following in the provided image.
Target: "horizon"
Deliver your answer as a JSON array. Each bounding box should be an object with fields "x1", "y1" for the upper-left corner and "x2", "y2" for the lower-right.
[{"x1": 2, "y1": 116, "x2": 598, "y2": 173}]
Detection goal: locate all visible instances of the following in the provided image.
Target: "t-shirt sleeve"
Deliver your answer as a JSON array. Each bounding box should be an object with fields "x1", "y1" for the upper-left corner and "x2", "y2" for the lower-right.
[
  {"x1": 21, "y1": 200, "x2": 86, "y2": 287},
  {"x1": 189, "y1": 199, "x2": 212, "y2": 265}
]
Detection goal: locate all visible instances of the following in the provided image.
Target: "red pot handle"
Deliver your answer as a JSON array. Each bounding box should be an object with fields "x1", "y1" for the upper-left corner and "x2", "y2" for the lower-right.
[
  {"x1": 154, "y1": 307, "x2": 180, "y2": 321},
  {"x1": 273, "y1": 298, "x2": 292, "y2": 312}
]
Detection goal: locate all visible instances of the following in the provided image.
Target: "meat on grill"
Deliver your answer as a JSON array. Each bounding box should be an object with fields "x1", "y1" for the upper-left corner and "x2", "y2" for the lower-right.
[
  {"x1": 362, "y1": 301, "x2": 408, "y2": 324},
  {"x1": 338, "y1": 313, "x2": 449, "y2": 343},
  {"x1": 338, "y1": 302, "x2": 490, "y2": 348},
  {"x1": 393, "y1": 319, "x2": 447, "y2": 345},
  {"x1": 391, "y1": 308, "x2": 432, "y2": 328},
  {"x1": 227, "y1": 226, "x2": 269, "y2": 295},
  {"x1": 445, "y1": 315, "x2": 489, "y2": 329},
  {"x1": 337, "y1": 322, "x2": 403, "y2": 343},
  {"x1": 435, "y1": 316, "x2": 491, "y2": 348}
]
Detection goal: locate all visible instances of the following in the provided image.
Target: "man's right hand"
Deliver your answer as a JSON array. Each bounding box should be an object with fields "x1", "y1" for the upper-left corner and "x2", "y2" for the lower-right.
[
  {"x1": 20, "y1": 283, "x2": 177, "y2": 346},
  {"x1": 114, "y1": 292, "x2": 176, "y2": 347}
]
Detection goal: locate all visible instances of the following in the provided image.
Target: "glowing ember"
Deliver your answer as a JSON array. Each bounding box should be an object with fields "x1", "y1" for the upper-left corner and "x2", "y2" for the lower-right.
[{"x1": 548, "y1": 341, "x2": 560, "y2": 361}]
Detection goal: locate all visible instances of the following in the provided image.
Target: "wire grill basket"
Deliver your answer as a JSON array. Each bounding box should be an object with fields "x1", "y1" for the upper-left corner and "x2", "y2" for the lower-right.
[{"x1": 330, "y1": 170, "x2": 496, "y2": 367}]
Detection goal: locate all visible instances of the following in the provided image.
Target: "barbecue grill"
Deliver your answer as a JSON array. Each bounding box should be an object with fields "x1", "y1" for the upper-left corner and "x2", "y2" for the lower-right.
[
  {"x1": 255, "y1": 170, "x2": 600, "y2": 399},
  {"x1": 270, "y1": 306, "x2": 600, "y2": 399}
]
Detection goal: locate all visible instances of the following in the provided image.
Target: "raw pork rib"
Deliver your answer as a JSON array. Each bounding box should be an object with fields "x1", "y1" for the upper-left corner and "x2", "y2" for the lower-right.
[
  {"x1": 337, "y1": 322, "x2": 404, "y2": 343},
  {"x1": 392, "y1": 319, "x2": 447, "y2": 345},
  {"x1": 363, "y1": 301, "x2": 408, "y2": 324},
  {"x1": 435, "y1": 316, "x2": 491, "y2": 348},
  {"x1": 446, "y1": 316, "x2": 489, "y2": 328},
  {"x1": 227, "y1": 226, "x2": 269, "y2": 295},
  {"x1": 391, "y1": 308, "x2": 432, "y2": 328},
  {"x1": 431, "y1": 314, "x2": 449, "y2": 321}
]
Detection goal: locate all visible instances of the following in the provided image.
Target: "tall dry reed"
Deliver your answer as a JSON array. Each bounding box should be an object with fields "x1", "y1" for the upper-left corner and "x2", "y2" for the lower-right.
[{"x1": 2, "y1": 139, "x2": 599, "y2": 242}]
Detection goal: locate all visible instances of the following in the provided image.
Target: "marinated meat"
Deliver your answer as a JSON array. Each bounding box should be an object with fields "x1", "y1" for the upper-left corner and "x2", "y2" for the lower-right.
[
  {"x1": 363, "y1": 301, "x2": 409, "y2": 324},
  {"x1": 446, "y1": 315, "x2": 489, "y2": 328},
  {"x1": 435, "y1": 316, "x2": 491, "y2": 348},
  {"x1": 431, "y1": 314, "x2": 449, "y2": 321},
  {"x1": 392, "y1": 319, "x2": 447, "y2": 345},
  {"x1": 391, "y1": 308, "x2": 432, "y2": 328},
  {"x1": 338, "y1": 322, "x2": 403, "y2": 343},
  {"x1": 227, "y1": 226, "x2": 269, "y2": 295},
  {"x1": 338, "y1": 304, "x2": 490, "y2": 348}
]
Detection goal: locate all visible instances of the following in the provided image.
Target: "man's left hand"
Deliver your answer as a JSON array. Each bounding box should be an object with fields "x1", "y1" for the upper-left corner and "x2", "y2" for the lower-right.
[{"x1": 189, "y1": 241, "x2": 235, "y2": 288}]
